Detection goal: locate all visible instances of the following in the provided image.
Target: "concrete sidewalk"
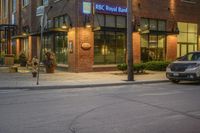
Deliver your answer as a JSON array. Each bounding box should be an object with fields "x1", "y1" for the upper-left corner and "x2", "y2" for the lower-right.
[{"x1": 0, "y1": 67, "x2": 168, "y2": 89}]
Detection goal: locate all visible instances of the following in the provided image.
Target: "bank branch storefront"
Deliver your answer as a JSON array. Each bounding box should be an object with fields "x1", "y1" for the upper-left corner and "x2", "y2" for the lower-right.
[{"x1": 75, "y1": 0, "x2": 199, "y2": 72}]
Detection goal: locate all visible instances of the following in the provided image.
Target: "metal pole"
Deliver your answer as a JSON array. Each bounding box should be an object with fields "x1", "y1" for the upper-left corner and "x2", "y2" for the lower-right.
[
  {"x1": 37, "y1": 14, "x2": 45, "y2": 85},
  {"x1": 127, "y1": 0, "x2": 134, "y2": 81}
]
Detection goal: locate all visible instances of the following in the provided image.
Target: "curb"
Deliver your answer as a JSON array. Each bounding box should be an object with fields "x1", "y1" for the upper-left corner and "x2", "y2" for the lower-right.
[{"x1": 0, "y1": 80, "x2": 170, "y2": 90}]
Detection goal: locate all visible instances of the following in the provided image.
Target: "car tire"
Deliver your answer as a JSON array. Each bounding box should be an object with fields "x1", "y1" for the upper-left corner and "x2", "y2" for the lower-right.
[{"x1": 171, "y1": 79, "x2": 180, "y2": 84}]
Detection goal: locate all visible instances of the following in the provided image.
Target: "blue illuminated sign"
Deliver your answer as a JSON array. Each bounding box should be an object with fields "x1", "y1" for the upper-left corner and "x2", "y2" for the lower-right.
[{"x1": 95, "y1": 3, "x2": 127, "y2": 14}]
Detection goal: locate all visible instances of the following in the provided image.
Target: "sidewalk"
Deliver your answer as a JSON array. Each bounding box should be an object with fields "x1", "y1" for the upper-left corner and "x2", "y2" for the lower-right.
[{"x1": 0, "y1": 66, "x2": 168, "y2": 89}]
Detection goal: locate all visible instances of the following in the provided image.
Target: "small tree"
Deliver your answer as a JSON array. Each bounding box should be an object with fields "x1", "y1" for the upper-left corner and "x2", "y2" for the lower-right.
[{"x1": 19, "y1": 52, "x2": 27, "y2": 67}]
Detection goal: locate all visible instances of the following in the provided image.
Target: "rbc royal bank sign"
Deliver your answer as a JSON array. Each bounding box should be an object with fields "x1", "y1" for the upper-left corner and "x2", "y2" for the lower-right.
[{"x1": 95, "y1": 3, "x2": 127, "y2": 15}]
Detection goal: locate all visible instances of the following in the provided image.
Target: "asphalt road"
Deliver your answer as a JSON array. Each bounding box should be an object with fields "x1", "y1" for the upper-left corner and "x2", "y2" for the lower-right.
[{"x1": 0, "y1": 82, "x2": 200, "y2": 133}]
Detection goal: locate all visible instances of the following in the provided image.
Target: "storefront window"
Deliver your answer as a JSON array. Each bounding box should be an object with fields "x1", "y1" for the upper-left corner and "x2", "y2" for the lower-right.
[
  {"x1": 149, "y1": 19, "x2": 157, "y2": 30},
  {"x1": 55, "y1": 34, "x2": 68, "y2": 65},
  {"x1": 43, "y1": 35, "x2": 53, "y2": 52},
  {"x1": 140, "y1": 18, "x2": 166, "y2": 62},
  {"x1": 177, "y1": 22, "x2": 198, "y2": 57},
  {"x1": 54, "y1": 14, "x2": 71, "y2": 29},
  {"x1": 12, "y1": 41, "x2": 16, "y2": 55},
  {"x1": 94, "y1": 31, "x2": 126, "y2": 64},
  {"x1": 116, "y1": 16, "x2": 126, "y2": 28},
  {"x1": 94, "y1": 14, "x2": 126, "y2": 65},
  {"x1": 94, "y1": 14, "x2": 104, "y2": 27},
  {"x1": 140, "y1": 18, "x2": 148, "y2": 30},
  {"x1": 158, "y1": 21, "x2": 166, "y2": 31},
  {"x1": 22, "y1": 38, "x2": 29, "y2": 58},
  {"x1": 105, "y1": 15, "x2": 115, "y2": 27},
  {"x1": 141, "y1": 35, "x2": 166, "y2": 62}
]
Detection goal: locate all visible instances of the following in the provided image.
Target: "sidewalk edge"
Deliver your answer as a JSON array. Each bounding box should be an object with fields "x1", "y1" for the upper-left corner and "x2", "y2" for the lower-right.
[{"x1": 0, "y1": 80, "x2": 170, "y2": 90}]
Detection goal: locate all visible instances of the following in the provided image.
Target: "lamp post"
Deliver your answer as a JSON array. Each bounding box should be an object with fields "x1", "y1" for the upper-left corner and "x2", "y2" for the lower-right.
[
  {"x1": 127, "y1": 0, "x2": 134, "y2": 81},
  {"x1": 37, "y1": 6, "x2": 52, "y2": 85}
]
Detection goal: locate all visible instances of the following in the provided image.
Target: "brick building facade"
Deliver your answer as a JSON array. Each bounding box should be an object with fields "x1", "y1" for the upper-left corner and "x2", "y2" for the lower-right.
[{"x1": 0, "y1": 0, "x2": 200, "y2": 72}]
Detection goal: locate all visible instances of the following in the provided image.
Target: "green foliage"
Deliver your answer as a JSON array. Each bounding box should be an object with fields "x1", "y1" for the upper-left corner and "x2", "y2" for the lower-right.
[
  {"x1": 145, "y1": 61, "x2": 170, "y2": 71},
  {"x1": 117, "y1": 63, "x2": 127, "y2": 72},
  {"x1": 133, "y1": 63, "x2": 146, "y2": 73},
  {"x1": 19, "y1": 52, "x2": 27, "y2": 66},
  {"x1": 14, "y1": 56, "x2": 19, "y2": 64},
  {"x1": 117, "y1": 61, "x2": 170, "y2": 73},
  {"x1": 117, "y1": 63, "x2": 146, "y2": 74}
]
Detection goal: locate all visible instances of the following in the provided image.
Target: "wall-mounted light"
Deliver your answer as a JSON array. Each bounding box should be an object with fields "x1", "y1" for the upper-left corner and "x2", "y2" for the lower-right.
[
  {"x1": 85, "y1": 23, "x2": 92, "y2": 28},
  {"x1": 22, "y1": 32, "x2": 27, "y2": 36},
  {"x1": 62, "y1": 21, "x2": 68, "y2": 29}
]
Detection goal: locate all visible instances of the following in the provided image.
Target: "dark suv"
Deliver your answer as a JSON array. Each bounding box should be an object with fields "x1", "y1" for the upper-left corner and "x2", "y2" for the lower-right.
[{"x1": 166, "y1": 52, "x2": 200, "y2": 83}]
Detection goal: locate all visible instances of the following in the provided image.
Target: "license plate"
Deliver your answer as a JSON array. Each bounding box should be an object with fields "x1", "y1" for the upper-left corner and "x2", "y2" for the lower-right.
[{"x1": 173, "y1": 73, "x2": 179, "y2": 76}]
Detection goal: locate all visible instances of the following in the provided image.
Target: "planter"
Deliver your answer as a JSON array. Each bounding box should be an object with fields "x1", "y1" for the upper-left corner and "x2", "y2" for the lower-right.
[
  {"x1": 32, "y1": 72, "x2": 37, "y2": 78},
  {"x1": 46, "y1": 67, "x2": 55, "y2": 73}
]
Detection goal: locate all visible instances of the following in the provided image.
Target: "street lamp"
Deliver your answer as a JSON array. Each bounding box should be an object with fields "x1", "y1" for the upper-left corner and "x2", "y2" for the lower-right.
[
  {"x1": 37, "y1": 6, "x2": 53, "y2": 85},
  {"x1": 127, "y1": 0, "x2": 134, "y2": 81}
]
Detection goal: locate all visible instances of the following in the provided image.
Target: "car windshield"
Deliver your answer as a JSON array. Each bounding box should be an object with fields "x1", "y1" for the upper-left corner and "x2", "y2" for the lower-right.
[{"x1": 178, "y1": 53, "x2": 200, "y2": 61}]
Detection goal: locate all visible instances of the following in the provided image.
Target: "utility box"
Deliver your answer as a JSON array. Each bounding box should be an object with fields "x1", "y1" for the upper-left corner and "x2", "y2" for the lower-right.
[{"x1": 4, "y1": 54, "x2": 14, "y2": 66}]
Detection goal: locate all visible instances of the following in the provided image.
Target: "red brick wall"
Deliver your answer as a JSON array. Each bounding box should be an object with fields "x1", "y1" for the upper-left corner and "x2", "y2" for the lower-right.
[
  {"x1": 132, "y1": 32, "x2": 141, "y2": 63},
  {"x1": 166, "y1": 35, "x2": 177, "y2": 61},
  {"x1": 68, "y1": 27, "x2": 94, "y2": 72},
  {"x1": 78, "y1": 28, "x2": 94, "y2": 72}
]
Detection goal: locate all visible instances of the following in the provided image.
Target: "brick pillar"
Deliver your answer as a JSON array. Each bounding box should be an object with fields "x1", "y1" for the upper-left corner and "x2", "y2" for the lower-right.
[
  {"x1": 16, "y1": 39, "x2": 20, "y2": 58},
  {"x1": 198, "y1": 36, "x2": 200, "y2": 51},
  {"x1": 132, "y1": 32, "x2": 141, "y2": 64},
  {"x1": 166, "y1": 35, "x2": 177, "y2": 61},
  {"x1": 28, "y1": 36, "x2": 32, "y2": 60},
  {"x1": 68, "y1": 27, "x2": 94, "y2": 72},
  {"x1": 7, "y1": 29, "x2": 12, "y2": 55}
]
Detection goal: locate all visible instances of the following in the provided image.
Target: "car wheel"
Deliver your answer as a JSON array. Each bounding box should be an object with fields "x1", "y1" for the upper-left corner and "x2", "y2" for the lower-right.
[{"x1": 171, "y1": 79, "x2": 180, "y2": 84}]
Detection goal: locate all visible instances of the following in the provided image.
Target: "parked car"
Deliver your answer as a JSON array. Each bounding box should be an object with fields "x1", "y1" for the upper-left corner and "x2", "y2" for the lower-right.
[{"x1": 166, "y1": 51, "x2": 200, "y2": 83}]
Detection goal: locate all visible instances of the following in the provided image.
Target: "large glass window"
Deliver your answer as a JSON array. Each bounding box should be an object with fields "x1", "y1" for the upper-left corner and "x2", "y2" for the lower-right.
[
  {"x1": 54, "y1": 15, "x2": 71, "y2": 28},
  {"x1": 140, "y1": 18, "x2": 166, "y2": 62},
  {"x1": 22, "y1": 0, "x2": 29, "y2": 7},
  {"x1": 177, "y1": 22, "x2": 198, "y2": 57},
  {"x1": 55, "y1": 34, "x2": 68, "y2": 65},
  {"x1": 141, "y1": 35, "x2": 166, "y2": 62},
  {"x1": 116, "y1": 16, "x2": 126, "y2": 28},
  {"x1": 94, "y1": 14, "x2": 126, "y2": 65},
  {"x1": 12, "y1": 0, "x2": 17, "y2": 12},
  {"x1": 94, "y1": 31, "x2": 126, "y2": 64},
  {"x1": 2, "y1": 0, "x2": 8, "y2": 17},
  {"x1": 42, "y1": 0, "x2": 48, "y2": 6},
  {"x1": 94, "y1": 14, "x2": 126, "y2": 28},
  {"x1": 105, "y1": 15, "x2": 115, "y2": 27},
  {"x1": 140, "y1": 18, "x2": 166, "y2": 31}
]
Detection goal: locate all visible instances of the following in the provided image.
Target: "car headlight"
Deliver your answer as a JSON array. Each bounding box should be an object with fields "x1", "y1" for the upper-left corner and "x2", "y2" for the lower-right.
[{"x1": 167, "y1": 64, "x2": 172, "y2": 68}]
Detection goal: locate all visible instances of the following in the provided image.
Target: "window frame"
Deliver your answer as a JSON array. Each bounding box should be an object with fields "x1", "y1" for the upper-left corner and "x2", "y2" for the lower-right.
[{"x1": 22, "y1": 0, "x2": 30, "y2": 7}]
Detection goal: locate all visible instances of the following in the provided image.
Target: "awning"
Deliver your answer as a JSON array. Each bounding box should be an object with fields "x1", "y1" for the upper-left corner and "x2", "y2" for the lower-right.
[
  {"x1": 30, "y1": 28, "x2": 68, "y2": 36},
  {"x1": 11, "y1": 35, "x2": 28, "y2": 39}
]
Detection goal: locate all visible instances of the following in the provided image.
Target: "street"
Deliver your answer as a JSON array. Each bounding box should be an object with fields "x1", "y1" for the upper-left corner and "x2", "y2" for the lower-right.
[{"x1": 0, "y1": 82, "x2": 200, "y2": 133}]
